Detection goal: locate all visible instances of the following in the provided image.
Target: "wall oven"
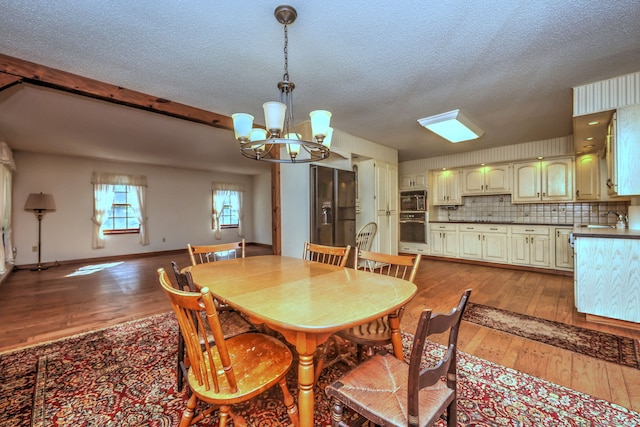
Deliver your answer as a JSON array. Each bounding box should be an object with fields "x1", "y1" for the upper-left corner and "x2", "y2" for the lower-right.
[
  {"x1": 399, "y1": 211, "x2": 427, "y2": 243},
  {"x1": 400, "y1": 190, "x2": 427, "y2": 212}
]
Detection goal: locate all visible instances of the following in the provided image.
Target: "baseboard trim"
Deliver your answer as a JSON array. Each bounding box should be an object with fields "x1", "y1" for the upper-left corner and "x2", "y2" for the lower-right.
[
  {"x1": 13, "y1": 243, "x2": 273, "y2": 269},
  {"x1": 414, "y1": 255, "x2": 574, "y2": 276}
]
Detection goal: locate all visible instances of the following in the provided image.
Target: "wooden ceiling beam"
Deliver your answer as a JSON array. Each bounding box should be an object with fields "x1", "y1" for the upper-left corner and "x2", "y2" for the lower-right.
[
  {"x1": 0, "y1": 53, "x2": 233, "y2": 131},
  {"x1": 0, "y1": 72, "x2": 22, "y2": 91}
]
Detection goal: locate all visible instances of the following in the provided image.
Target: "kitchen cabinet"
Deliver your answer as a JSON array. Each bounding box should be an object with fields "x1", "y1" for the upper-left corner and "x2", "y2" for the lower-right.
[
  {"x1": 400, "y1": 173, "x2": 427, "y2": 190},
  {"x1": 431, "y1": 169, "x2": 461, "y2": 205},
  {"x1": 575, "y1": 153, "x2": 600, "y2": 201},
  {"x1": 458, "y1": 224, "x2": 509, "y2": 263},
  {"x1": 604, "y1": 114, "x2": 618, "y2": 196},
  {"x1": 611, "y1": 105, "x2": 640, "y2": 196},
  {"x1": 356, "y1": 159, "x2": 397, "y2": 255},
  {"x1": 510, "y1": 225, "x2": 550, "y2": 267},
  {"x1": 461, "y1": 164, "x2": 511, "y2": 195},
  {"x1": 554, "y1": 227, "x2": 574, "y2": 270},
  {"x1": 512, "y1": 157, "x2": 574, "y2": 203},
  {"x1": 399, "y1": 241, "x2": 428, "y2": 255},
  {"x1": 429, "y1": 223, "x2": 458, "y2": 257},
  {"x1": 574, "y1": 235, "x2": 640, "y2": 323},
  {"x1": 375, "y1": 161, "x2": 398, "y2": 255}
]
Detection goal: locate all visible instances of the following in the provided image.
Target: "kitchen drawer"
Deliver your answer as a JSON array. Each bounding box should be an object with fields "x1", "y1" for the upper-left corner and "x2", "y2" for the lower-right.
[
  {"x1": 511, "y1": 225, "x2": 550, "y2": 235},
  {"x1": 430, "y1": 223, "x2": 458, "y2": 231},
  {"x1": 459, "y1": 224, "x2": 508, "y2": 233}
]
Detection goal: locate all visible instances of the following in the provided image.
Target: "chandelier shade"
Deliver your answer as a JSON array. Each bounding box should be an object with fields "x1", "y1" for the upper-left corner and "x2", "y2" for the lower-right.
[{"x1": 232, "y1": 5, "x2": 333, "y2": 163}]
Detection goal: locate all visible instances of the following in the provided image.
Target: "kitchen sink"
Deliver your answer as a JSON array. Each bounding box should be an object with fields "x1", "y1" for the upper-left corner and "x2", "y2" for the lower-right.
[{"x1": 579, "y1": 224, "x2": 615, "y2": 228}]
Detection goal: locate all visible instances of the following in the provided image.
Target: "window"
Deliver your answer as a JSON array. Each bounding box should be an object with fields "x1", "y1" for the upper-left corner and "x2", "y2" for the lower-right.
[
  {"x1": 214, "y1": 190, "x2": 239, "y2": 229},
  {"x1": 211, "y1": 183, "x2": 245, "y2": 240},
  {"x1": 91, "y1": 172, "x2": 148, "y2": 249},
  {"x1": 103, "y1": 185, "x2": 140, "y2": 234}
]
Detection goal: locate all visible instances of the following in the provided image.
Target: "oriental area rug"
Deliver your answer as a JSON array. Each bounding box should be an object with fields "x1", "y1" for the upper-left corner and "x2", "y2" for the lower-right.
[
  {"x1": 462, "y1": 302, "x2": 640, "y2": 370},
  {"x1": 1, "y1": 312, "x2": 639, "y2": 427}
]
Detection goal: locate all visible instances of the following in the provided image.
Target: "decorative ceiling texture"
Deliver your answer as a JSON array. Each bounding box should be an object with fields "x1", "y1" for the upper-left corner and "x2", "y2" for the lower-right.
[{"x1": 1, "y1": 1, "x2": 639, "y2": 174}]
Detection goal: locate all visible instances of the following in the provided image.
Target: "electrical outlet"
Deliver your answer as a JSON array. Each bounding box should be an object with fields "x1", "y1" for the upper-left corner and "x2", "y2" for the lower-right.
[{"x1": 32, "y1": 245, "x2": 38, "y2": 252}]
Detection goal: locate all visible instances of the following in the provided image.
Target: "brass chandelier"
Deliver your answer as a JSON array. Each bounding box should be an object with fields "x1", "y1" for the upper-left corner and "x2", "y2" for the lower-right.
[{"x1": 232, "y1": 5, "x2": 333, "y2": 163}]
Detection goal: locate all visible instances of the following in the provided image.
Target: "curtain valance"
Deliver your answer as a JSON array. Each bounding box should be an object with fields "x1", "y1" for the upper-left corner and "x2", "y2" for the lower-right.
[
  {"x1": 92, "y1": 172, "x2": 147, "y2": 187},
  {"x1": 211, "y1": 182, "x2": 245, "y2": 193}
]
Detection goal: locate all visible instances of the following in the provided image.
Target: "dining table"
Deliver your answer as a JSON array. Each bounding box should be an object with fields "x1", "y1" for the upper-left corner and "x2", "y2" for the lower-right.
[{"x1": 185, "y1": 254, "x2": 417, "y2": 427}]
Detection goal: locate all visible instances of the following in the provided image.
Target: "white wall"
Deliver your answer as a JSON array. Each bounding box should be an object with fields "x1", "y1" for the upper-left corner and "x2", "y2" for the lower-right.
[
  {"x1": 252, "y1": 171, "x2": 272, "y2": 245},
  {"x1": 13, "y1": 152, "x2": 263, "y2": 265}
]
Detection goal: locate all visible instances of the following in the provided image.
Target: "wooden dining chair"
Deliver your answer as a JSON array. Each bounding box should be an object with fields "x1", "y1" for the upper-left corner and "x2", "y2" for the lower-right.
[
  {"x1": 325, "y1": 289, "x2": 472, "y2": 427},
  {"x1": 314, "y1": 249, "x2": 422, "y2": 382},
  {"x1": 170, "y1": 261, "x2": 255, "y2": 393},
  {"x1": 302, "y1": 241, "x2": 351, "y2": 267},
  {"x1": 158, "y1": 267, "x2": 299, "y2": 427},
  {"x1": 188, "y1": 239, "x2": 245, "y2": 266}
]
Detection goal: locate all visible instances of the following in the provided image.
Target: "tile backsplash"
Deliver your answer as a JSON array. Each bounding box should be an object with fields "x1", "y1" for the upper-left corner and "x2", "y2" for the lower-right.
[{"x1": 434, "y1": 195, "x2": 630, "y2": 225}]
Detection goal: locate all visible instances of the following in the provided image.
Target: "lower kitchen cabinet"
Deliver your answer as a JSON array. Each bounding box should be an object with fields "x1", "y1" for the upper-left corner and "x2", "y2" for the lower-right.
[
  {"x1": 399, "y1": 241, "x2": 428, "y2": 255},
  {"x1": 458, "y1": 224, "x2": 508, "y2": 263},
  {"x1": 554, "y1": 227, "x2": 574, "y2": 270},
  {"x1": 510, "y1": 225, "x2": 550, "y2": 267},
  {"x1": 429, "y1": 223, "x2": 458, "y2": 257}
]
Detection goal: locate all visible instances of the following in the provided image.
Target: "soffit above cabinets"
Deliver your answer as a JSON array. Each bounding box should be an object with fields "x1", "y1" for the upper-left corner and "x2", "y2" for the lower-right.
[{"x1": 572, "y1": 110, "x2": 614, "y2": 156}]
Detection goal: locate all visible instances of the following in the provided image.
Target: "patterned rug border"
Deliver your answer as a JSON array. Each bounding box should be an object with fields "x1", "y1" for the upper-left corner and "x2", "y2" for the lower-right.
[
  {"x1": 462, "y1": 302, "x2": 640, "y2": 369},
  {"x1": 0, "y1": 311, "x2": 173, "y2": 356}
]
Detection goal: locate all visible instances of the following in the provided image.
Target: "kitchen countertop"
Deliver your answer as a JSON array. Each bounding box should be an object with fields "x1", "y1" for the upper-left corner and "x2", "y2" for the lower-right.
[
  {"x1": 571, "y1": 226, "x2": 640, "y2": 239},
  {"x1": 429, "y1": 221, "x2": 574, "y2": 227}
]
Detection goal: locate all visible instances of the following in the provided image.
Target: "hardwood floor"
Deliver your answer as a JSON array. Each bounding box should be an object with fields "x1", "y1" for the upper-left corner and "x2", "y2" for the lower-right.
[{"x1": 1, "y1": 248, "x2": 639, "y2": 412}]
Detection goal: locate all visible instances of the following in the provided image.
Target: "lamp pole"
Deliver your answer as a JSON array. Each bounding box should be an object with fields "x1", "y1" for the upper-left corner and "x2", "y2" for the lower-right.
[{"x1": 32, "y1": 209, "x2": 47, "y2": 271}]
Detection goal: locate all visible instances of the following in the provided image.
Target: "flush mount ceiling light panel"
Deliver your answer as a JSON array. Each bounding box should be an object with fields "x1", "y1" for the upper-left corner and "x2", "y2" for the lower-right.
[{"x1": 417, "y1": 109, "x2": 484, "y2": 143}]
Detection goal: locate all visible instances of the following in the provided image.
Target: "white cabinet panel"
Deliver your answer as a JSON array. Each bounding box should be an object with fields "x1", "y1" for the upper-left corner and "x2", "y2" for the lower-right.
[{"x1": 512, "y1": 157, "x2": 574, "y2": 203}]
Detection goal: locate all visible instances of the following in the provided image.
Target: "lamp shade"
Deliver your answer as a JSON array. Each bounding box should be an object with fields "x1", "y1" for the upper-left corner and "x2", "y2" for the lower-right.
[
  {"x1": 232, "y1": 113, "x2": 254, "y2": 141},
  {"x1": 310, "y1": 110, "x2": 332, "y2": 139},
  {"x1": 263, "y1": 102, "x2": 287, "y2": 134},
  {"x1": 24, "y1": 192, "x2": 56, "y2": 212}
]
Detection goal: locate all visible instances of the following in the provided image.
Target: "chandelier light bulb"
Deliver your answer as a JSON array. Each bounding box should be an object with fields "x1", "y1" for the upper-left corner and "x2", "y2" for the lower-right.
[{"x1": 310, "y1": 110, "x2": 332, "y2": 141}]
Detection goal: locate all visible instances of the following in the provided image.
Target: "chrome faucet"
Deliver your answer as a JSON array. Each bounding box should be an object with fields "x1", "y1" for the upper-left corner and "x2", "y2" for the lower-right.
[{"x1": 603, "y1": 211, "x2": 628, "y2": 227}]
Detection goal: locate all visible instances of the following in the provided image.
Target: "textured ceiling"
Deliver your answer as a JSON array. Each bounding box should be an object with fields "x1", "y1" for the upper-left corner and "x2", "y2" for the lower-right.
[{"x1": 1, "y1": 1, "x2": 640, "y2": 174}]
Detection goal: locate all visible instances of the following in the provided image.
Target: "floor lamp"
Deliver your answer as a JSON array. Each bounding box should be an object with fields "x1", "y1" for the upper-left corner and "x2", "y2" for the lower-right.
[{"x1": 24, "y1": 192, "x2": 56, "y2": 271}]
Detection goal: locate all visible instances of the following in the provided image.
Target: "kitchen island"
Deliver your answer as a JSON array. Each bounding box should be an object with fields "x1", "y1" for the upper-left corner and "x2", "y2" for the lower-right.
[{"x1": 572, "y1": 226, "x2": 640, "y2": 328}]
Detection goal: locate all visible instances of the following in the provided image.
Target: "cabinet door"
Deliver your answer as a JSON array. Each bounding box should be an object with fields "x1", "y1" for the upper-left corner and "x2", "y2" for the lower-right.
[
  {"x1": 459, "y1": 231, "x2": 482, "y2": 260},
  {"x1": 387, "y1": 164, "x2": 398, "y2": 212},
  {"x1": 512, "y1": 161, "x2": 541, "y2": 203},
  {"x1": 443, "y1": 231, "x2": 458, "y2": 257},
  {"x1": 555, "y1": 228, "x2": 574, "y2": 270},
  {"x1": 484, "y1": 164, "x2": 511, "y2": 194},
  {"x1": 461, "y1": 168, "x2": 484, "y2": 195},
  {"x1": 414, "y1": 173, "x2": 427, "y2": 189},
  {"x1": 605, "y1": 115, "x2": 617, "y2": 195},
  {"x1": 446, "y1": 170, "x2": 461, "y2": 204},
  {"x1": 542, "y1": 158, "x2": 573, "y2": 201},
  {"x1": 483, "y1": 233, "x2": 508, "y2": 263},
  {"x1": 510, "y1": 234, "x2": 530, "y2": 265},
  {"x1": 400, "y1": 174, "x2": 414, "y2": 190},
  {"x1": 575, "y1": 153, "x2": 600, "y2": 201},
  {"x1": 430, "y1": 231, "x2": 444, "y2": 255},
  {"x1": 529, "y1": 234, "x2": 550, "y2": 267},
  {"x1": 375, "y1": 162, "x2": 389, "y2": 214},
  {"x1": 616, "y1": 104, "x2": 640, "y2": 196},
  {"x1": 432, "y1": 171, "x2": 448, "y2": 204}
]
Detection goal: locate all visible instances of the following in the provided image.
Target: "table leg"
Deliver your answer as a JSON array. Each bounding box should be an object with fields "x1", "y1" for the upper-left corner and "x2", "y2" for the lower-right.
[
  {"x1": 388, "y1": 311, "x2": 404, "y2": 360},
  {"x1": 297, "y1": 350, "x2": 315, "y2": 427}
]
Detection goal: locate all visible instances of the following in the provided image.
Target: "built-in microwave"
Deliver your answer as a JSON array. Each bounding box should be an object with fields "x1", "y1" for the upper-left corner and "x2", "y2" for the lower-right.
[{"x1": 400, "y1": 190, "x2": 427, "y2": 211}]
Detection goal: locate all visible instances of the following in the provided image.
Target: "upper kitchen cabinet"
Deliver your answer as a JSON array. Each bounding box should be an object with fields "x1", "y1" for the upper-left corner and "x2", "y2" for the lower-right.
[
  {"x1": 431, "y1": 169, "x2": 461, "y2": 205},
  {"x1": 461, "y1": 163, "x2": 511, "y2": 195},
  {"x1": 611, "y1": 105, "x2": 640, "y2": 196},
  {"x1": 399, "y1": 172, "x2": 427, "y2": 190},
  {"x1": 575, "y1": 153, "x2": 600, "y2": 201},
  {"x1": 512, "y1": 157, "x2": 574, "y2": 203}
]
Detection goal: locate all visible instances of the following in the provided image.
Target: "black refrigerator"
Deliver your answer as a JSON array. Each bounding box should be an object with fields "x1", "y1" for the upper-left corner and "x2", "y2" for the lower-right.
[{"x1": 310, "y1": 165, "x2": 356, "y2": 248}]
